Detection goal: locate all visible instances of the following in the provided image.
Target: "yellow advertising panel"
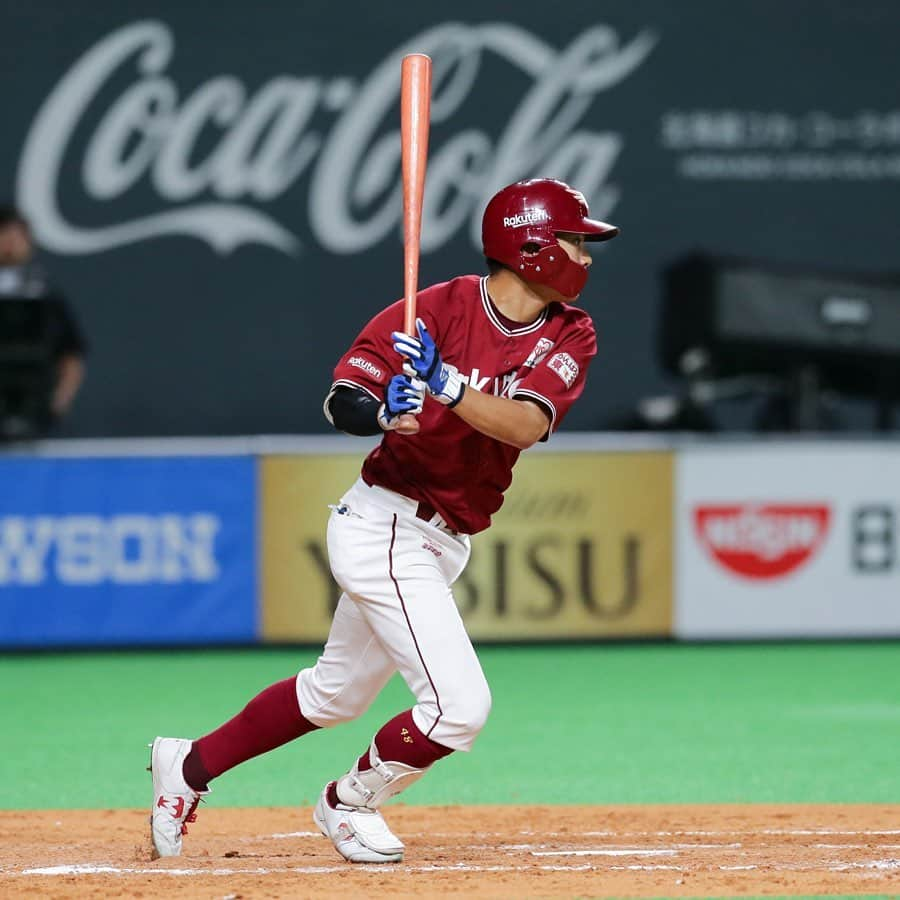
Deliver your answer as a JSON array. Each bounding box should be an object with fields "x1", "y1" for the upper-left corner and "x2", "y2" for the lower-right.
[
  {"x1": 460, "y1": 451, "x2": 672, "y2": 639},
  {"x1": 261, "y1": 454, "x2": 366, "y2": 642},
  {"x1": 261, "y1": 451, "x2": 673, "y2": 642}
]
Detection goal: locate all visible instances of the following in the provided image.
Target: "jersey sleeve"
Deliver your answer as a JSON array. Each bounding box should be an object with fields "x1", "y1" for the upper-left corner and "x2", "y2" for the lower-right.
[
  {"x1": 328, "y1": 282, "x2": 453, "y2": 405},
  {"x1": 511, "y1": 314, "x2": 597, "y2": 436},
  {"x1": 329, "y1": 299, "x2": 407, "y2": 403}
]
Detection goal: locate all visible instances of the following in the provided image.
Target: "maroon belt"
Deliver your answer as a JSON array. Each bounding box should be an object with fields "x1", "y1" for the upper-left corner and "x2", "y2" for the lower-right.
[
  {"x1": 359, "y1": 476, "x2": 456, "y2": 533},
  {"x1": 415, "y1": 501, "x2": 457, "y2": 534},
  {"x1": 415, "y1": 500, "x2": 439, "y2": 522}
]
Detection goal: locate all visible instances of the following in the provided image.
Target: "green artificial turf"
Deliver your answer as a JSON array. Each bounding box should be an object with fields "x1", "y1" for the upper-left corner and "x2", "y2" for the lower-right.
[{"x1": 0, "y1": 642, "x2": 897, "y2": 809}]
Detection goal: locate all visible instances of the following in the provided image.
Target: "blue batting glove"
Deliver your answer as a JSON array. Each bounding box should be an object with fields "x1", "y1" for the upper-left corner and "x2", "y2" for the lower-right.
[
  {"x1": 392, "y1": 318, "x2": 466, "y2": 408},
  {"x1": 377, "y1": 373, "x2": 425, "y2": 431},
  {"x1": 392, "y1": 317, "x2": 439, "y2": 381}
]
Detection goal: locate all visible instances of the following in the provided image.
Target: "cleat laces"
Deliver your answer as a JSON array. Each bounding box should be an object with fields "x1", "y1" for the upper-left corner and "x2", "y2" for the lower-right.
[{"x1": 180, "y1": 795, "x2": 203, "y2": 836}]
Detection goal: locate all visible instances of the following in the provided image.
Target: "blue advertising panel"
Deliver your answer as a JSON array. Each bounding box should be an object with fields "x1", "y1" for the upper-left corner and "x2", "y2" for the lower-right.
[{"x1": 0, "y1": 456, "x2": 257, "y2": 646}]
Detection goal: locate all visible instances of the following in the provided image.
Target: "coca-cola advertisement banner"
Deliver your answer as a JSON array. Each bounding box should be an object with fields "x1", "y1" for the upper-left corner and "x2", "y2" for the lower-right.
[
  {"x1": 2, "y1": 3, "x2": 898, "y2": 437},
  {"x1": 676, "y1": 442, "x2": 900, "y2": 639}
]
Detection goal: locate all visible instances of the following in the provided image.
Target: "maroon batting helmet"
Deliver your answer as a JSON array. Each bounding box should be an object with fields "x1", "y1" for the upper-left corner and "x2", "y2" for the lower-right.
[{"x1": 481, "y1": 178, "x2": 618, "y2": 299}]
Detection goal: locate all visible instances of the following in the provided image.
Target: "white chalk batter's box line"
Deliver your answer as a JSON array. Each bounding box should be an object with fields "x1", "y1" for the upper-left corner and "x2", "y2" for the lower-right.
[
  {"x1": 250, "y1": 830, "x2": 900, "y2": 857},
  {"x1": 266, "y1": 828, "x2": 900, "y2": 839},
  {"x1": 497, "y1": 842, "x2": 900, "y2": 852},
  {"x1": 11, "y1": 859, "x2": 900, "y2": 877},
  {"x1": 8, "y1": 829, "x2": 900, "y2": 878},
  {"x1": 473, "y1": 828, "x2": 900, "y2": 837}
]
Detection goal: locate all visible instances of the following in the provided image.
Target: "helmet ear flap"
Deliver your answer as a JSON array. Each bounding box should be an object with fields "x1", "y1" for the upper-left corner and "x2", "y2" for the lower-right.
[
  {"x1": 517, "y1": 242, "x2": 588, "y2": 299},
  {"x1": 516, "y1": 243, "x2": 566, "y2": 284}
]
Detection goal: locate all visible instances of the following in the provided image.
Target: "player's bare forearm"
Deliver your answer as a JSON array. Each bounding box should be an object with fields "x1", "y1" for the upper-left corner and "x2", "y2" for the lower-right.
[
  {"x1": 52, "y1": 354, "x2": 85, "y2": 415},
  {"x1": 391, "y1": 319, "x2": 550, "y2": 448},
  {"x1": 450, "y1": 390, "x2": 548, "y2": 449}
]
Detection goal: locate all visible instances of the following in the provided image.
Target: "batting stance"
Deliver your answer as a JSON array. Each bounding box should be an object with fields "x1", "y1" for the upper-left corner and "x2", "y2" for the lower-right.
[{"x1": 150, "y1": 178, "x2": 618, "y2": 863}]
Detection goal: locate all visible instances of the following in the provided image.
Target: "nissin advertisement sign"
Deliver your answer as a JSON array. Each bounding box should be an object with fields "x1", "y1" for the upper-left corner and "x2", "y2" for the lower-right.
[{"x1": 0, "y1": 457, "x2": 256, "y2": 646}]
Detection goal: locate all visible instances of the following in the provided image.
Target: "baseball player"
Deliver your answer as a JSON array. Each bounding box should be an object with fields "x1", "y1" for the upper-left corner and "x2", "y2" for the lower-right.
[{"x1": 149, "y1": 178, "x2": 618, "y2": 862}]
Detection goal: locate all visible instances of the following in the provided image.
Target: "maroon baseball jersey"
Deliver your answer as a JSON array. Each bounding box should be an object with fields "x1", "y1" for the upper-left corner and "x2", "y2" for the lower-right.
[{"x1": 329, "y1": 275, "x2": 597, "y2": 534}]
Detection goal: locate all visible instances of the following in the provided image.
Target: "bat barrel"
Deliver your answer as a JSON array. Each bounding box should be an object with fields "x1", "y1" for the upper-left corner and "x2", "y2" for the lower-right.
[{"x1": 401, "y1": 53, "x2": 432, "y2": 336}]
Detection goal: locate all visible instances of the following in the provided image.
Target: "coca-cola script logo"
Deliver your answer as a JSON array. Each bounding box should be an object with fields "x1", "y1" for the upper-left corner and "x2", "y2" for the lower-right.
[
  {"x1": 694, "y1": 504, "x2": 831, "y2": 579},
  {"x1": 15, "y1": 20, "x2": 655, "y2": 257}
]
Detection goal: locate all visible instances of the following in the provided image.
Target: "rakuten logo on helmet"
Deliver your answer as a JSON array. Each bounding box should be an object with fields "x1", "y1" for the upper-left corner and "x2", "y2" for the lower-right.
[
  {"x1": 694, "y1": 504, "x2": 830, "y2": 579},
  {"x1": 503, "y1": 209, "x2": 550, "y2": 228}
]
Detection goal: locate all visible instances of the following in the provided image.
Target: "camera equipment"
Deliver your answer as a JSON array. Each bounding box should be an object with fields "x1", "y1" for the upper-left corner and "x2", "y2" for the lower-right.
[{"x1": 659, "y1": 254, "x2": 900, "y2": 430}]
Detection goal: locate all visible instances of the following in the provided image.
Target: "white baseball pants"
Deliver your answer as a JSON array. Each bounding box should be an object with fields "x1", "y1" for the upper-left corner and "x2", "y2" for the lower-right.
[{"x1": 296, "y1": 478, "x2": 492, "y2": 752}]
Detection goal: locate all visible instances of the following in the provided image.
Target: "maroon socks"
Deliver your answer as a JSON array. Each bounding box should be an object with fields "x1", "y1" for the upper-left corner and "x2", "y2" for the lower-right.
[
  {"x1": 182, "y1": 677, "x2": 319, "y2": 791},
  {"x1": 183, "y1": 692, "x2": 452, "y2": 800},
  {"x1": 358, "y1": 708, "x2": 454, "y2": 771},
  {"x1": 327, "y1": 710, "x2": 453, "y2": 809}
]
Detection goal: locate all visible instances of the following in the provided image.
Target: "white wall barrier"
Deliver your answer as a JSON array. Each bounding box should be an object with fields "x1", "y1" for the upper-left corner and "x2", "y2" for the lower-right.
[{"x1": 676, "y1": 441, "x2": 900, "y2": 639}]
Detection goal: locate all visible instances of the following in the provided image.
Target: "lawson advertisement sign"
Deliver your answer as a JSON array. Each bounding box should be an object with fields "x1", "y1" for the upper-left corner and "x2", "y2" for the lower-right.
[
  {"x1": 675, "y1": 443, "x2": 900, "y2": 639},
  {"x1": 0, "y1": 457, "x2": 256, "y2": 646}
]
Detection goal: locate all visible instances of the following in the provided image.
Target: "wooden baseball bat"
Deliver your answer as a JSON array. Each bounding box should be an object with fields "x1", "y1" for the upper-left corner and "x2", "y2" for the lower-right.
[{"x1": 400, "y1": 53, "x2": 432, "y2": 335}]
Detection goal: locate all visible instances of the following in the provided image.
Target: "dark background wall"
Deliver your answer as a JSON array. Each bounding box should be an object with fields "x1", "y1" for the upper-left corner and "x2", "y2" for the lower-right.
[{"x1": 1, "y1": 0, "x2": 898, "y2": 437}]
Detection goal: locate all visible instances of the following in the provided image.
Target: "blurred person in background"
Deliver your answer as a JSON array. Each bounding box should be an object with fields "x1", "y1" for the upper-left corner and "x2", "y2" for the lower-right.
[{"x1": 0, "y1": 206, "x2": 87, "y2": 437}]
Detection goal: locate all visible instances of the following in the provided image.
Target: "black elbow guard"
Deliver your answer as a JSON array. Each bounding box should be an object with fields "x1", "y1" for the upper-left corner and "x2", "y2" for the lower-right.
[{"x1": 325, "y1": 385, "x2": 383, "y2": 436}]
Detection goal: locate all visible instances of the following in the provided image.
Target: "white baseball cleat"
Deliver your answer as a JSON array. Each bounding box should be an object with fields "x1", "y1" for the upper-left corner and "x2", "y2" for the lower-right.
[
  {"x1": 148, "y1": 737, "x2": 206, "y2": 858},
  {"x1": 313, "y1": 782, "x2": 404, "y2": 863}
]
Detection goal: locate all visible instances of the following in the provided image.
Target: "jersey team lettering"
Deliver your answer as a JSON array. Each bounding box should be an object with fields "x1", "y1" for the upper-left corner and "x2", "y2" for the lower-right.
[
  {"x1": 348, "y1": 356, "x2": 383, "y2": 380},
  {"x1": 502, "y1": 209, "x2": 550, "y2": 228},
  {"x1": 547, "y1": 352, "x2": 579, "y2": 388}
]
